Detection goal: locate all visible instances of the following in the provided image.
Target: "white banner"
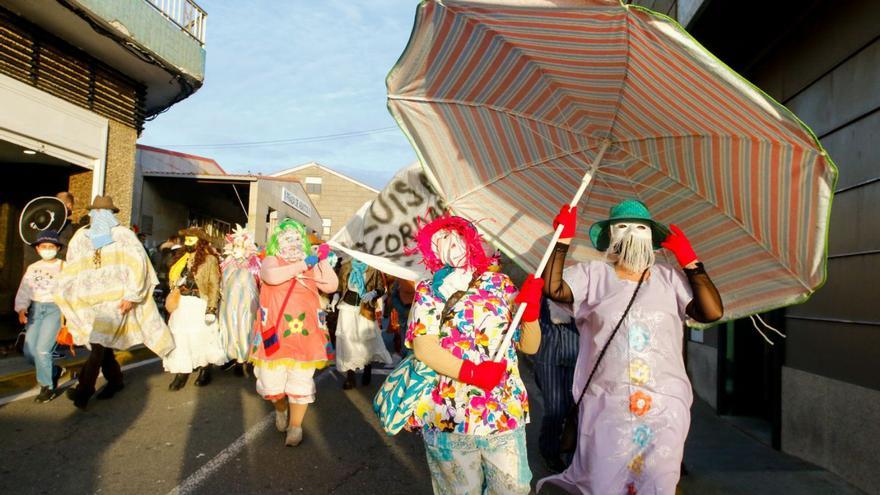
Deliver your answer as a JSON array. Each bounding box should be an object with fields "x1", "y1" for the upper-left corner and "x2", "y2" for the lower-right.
[{"x1": 329, "y1": 163, "x2": 445, "y2": 280}]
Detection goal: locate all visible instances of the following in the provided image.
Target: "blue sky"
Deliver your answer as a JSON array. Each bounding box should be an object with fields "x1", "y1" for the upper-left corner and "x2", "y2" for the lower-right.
[{"x1": 139, "y1": 1, "x2": 419, "y2": 189}]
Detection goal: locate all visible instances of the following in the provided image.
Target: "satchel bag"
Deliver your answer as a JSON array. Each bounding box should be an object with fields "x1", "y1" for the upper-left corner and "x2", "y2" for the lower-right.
[
  {"x1": 56, "y1": 315, "x2": 76, "y2": 356},
  {"x1": 373, "y1": 277, "x2": 477, "y2": 435},
  {"x1": 560, "y1": 269, "x2": 648, "y2": 454},
  {"x1": 165, "y1": 287, "x2": 181, "y2": 314}
]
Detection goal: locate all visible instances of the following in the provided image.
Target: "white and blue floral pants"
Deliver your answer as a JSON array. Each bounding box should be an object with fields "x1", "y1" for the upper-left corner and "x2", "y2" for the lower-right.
[{"x1": 422, "y1": 427, "x2": 531, "y2": 495}]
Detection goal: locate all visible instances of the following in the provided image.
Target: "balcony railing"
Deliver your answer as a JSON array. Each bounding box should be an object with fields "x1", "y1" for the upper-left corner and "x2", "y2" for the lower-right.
[{"x1": 146, "y1": 0, "x2": 207, "y2": 44}]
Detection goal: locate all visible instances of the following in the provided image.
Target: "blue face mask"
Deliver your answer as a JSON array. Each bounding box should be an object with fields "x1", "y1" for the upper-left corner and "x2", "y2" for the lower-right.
[{"x1": 88, "y1": 209, "x2": 119, "y2": 249}]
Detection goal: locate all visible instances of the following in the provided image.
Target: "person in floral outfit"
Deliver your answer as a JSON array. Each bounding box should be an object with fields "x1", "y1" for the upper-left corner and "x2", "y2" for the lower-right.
[{"x1": 405, "y1": 214, "x2": 544, "y2": 494}]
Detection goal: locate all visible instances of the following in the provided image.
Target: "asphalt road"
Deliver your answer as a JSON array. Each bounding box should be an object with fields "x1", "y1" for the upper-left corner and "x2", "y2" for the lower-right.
[{"x1": 0, "y1": 360, "x2": 553, "y2": 495}]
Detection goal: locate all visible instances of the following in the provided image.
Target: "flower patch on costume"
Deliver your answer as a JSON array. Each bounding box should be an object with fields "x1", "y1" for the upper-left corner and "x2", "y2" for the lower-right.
[
  {"x1": 284, "y1": 312, "x2": 308, "y2": 336},
  {"x1": 629, "y1": 358, "x2": 651, "y2": 386},
  {"x1": 629, "y1": 391, "x2": 653, "y2": 417},
  {"x1": 628, "y1": 454, "x2": 645, "y2": 476},
  {"x1": 628, "y1": 323, "x2": 650, "y2": 352},
  {"x1": 632, "y1": 423, "x2": 654, "y2": 449}
]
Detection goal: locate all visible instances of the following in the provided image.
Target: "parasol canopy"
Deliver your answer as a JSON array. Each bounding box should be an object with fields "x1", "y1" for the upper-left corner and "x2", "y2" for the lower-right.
[{"x1": 387, "y1": 0, "x2": 837, "y2": 323}]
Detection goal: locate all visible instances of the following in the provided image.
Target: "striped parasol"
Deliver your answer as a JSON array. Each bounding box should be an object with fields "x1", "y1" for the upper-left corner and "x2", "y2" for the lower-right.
[{"x1": 387, "y1": 0, "x2": 837, "y2": 328}]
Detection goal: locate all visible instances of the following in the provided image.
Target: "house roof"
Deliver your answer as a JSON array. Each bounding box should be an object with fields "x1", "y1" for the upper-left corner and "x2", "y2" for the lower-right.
[
  {"x1": 269, "y1": 162, "x2": 380, "y2": 193},
  {"x1": 136, "y1": 144, "x2": 226, "y2": 175}
]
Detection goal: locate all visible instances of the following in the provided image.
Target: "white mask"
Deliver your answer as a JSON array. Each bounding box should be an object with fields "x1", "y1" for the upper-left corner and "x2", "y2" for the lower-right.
[
  {"x1": 609, "y1": 221, "x2": 652, "y2": 244},
  {"x1": 39, "y1": 249, "x2": 58, "y2": 261},
  {"x1": 277, "y1": 230, "x2": 304, "y2": 262},
  {"x1": 607, "y1": 221, "x2": 655, "y2": 273},
  {"x1": 431, "y1": 230, "x2": 468, "y2": 268}
]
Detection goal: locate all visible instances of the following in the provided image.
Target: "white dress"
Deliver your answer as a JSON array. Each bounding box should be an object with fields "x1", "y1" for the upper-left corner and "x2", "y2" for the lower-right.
[
  {"x1": 334, "y1": 283, "x2": 391, "y2": 372},
  {"x1": 163, "y1": 293, "x2": 228, "y2": 374}
]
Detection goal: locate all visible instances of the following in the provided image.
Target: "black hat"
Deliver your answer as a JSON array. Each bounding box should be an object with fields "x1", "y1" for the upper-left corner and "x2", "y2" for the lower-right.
[
  {"x1": 33, "y1": 230, "x2": 63, "y2": 247},
  {"x1": 19, "y1": 196, "x2": 68, "y2": 245}
]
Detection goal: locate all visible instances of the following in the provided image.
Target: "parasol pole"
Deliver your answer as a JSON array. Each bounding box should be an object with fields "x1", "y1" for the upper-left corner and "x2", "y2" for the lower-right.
[{"x1": 493, "y1": 139, "x2": 611, "y2": 361}]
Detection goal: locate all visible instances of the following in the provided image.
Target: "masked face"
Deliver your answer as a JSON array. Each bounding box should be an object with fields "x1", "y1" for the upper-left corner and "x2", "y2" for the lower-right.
[
  {"x1": 607, "y1": 221, "x2": 655, "y2": 273},
  {"x1": 277, "y1": 229, "x2": 304, "y2": 262},
  {"x1": 431, "y1": 229, "x2": 468, "y2": 268},
  {"x1": 184, "y1": 236, "x2": 199, "y2": 252},
  {"x1": 36, "y1": 243, "x2": 58, "y2": 261},
  {"x1": 232, "y1": 239, "x2": 246, "y2": 260}
]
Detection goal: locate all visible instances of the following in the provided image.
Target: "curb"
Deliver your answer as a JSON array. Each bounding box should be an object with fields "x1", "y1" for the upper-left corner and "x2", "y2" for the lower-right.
[{"x1": 0, "y1": 345, "x2": 157, "y2": 397}]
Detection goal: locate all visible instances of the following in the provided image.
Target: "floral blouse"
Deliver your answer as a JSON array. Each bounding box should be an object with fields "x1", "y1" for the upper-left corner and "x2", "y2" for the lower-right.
[{"x1": 405, "y1": 271, "x2": 529, "y2": 436}]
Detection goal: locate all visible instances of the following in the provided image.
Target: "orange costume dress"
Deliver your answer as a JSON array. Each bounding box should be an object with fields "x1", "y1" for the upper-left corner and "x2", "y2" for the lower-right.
[{"x1": 249, "y1": 255, "x2": 338, "y2": 402}]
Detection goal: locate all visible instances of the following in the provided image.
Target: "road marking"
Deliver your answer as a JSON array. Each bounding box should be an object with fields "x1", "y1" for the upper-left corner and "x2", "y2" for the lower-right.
[
  {"x1": 0, "y1": 357, "x2": 161, "y2": 407},
  {"x1": 166, "y1": 370, "x2": 333, "y2": 495}
]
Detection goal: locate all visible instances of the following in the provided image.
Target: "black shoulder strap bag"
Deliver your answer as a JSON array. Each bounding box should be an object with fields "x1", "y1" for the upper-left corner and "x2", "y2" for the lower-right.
[{"x1": 560, "y1": 268, "x2": 649, "y2": 454}]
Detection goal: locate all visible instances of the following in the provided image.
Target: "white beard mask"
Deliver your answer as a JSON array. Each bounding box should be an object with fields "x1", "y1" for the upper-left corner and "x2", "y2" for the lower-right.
[{"x1": 607, "y1": 221, "x2": 655, "y2": 274}]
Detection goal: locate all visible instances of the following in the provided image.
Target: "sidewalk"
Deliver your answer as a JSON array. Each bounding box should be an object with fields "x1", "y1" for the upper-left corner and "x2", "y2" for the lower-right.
[
  {"x1": 679, "y1": 399, "x2": 865, "y2": 495},
  {"x1": 0, "y1": 345, "x2": 156, "y2": 399}
]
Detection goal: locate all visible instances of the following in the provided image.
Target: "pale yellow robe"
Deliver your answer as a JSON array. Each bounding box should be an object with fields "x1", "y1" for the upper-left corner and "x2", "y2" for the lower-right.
[{"x1": 54, "y1": 226, "x2": 174, "y2": 356}]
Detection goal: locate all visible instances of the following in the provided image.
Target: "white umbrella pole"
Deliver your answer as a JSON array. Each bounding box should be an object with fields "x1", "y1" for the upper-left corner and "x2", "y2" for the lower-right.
[{"x1": 493, "y1": 139, "x2": 610, "y2": 361}]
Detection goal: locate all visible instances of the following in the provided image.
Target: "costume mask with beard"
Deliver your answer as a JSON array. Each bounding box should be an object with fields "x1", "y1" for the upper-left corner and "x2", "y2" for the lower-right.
[
  {"x1": 277, "y1": 229, "x2": 305, "y2": 262},
  {"x1": 607, "y1": 221, "x2": 655, "y2": 274}
]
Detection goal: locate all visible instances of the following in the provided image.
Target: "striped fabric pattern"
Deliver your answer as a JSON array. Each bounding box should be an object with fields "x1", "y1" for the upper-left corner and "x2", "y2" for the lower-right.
[{"x1": 387, "y1": 0, "x2": 837, "y2": 322}]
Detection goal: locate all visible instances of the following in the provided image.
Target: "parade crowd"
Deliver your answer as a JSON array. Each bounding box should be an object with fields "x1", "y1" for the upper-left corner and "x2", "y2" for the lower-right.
[{"x1": 14, "y1": 191, "x2": 722, "y2": 494}]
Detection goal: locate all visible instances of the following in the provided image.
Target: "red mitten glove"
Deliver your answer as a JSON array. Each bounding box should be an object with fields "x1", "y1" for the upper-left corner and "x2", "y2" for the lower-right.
[
  {"x1": 458, "y1": 359, "x2": 507, "y2": 393},
  {"x1": 660, "y1": 224, "x2": 698, "y2": 267},
  {"x1": 515, "y1": 275, "x2": 544, "y2": 322},
  {"x1": 553, "y1": 205, "x2": 578, "y2": 239}
]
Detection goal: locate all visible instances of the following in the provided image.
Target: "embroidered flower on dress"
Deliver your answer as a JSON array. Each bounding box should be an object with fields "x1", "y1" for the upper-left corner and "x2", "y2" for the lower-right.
[
  {"x1": 628, "y1": 454, "x2": 645, "y2": 476},
  {"x1": 629, "y1": 391, "x2": 652, "y2": 417},
  {"x1": 629, "y1": 358, "x2": 651, "y2": 386},
  {"x1": 632, "y1": 423, "x2": 653, "y2": 449},
  {"x1": 628, "y1": 323, "x2": 650, "y2": 352}
]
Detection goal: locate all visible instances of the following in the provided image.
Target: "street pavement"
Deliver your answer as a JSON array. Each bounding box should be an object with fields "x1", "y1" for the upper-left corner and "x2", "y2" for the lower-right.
[
  {"x1": 0, "y1": 358, "x2": 864, "y2": 494},
  {"x1": 0, "y1": 359, "x2": 551, "y2": 494}
]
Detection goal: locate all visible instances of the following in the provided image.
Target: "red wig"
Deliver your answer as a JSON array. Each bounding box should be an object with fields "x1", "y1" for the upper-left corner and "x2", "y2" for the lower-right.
[{"x1": 406, "y1": 213, "x2": 496, "y2": 274}]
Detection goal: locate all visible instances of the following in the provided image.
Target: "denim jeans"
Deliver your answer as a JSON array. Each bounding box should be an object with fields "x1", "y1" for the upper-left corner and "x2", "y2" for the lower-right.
[{"x1": 23, "y1": 302, "x2": 62, "y2": 388}]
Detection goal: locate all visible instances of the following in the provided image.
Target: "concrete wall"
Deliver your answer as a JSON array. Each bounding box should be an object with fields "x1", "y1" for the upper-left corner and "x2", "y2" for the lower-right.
[
  {"x1": 277, "y1": 165, "x2": 377, "y2": 239},
  {"x1": 736, "y1": 0, "x2": 880, "y2": 488},
  {"x1": 781, "y1": 367, "x2": 880, "y2": 495},
  {"x1": 248, "y1": 179, "x2": 322, "y2": 247}
]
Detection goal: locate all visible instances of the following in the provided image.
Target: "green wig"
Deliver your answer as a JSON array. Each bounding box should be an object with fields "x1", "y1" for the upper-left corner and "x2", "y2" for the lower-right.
[{"x1": 266, "y1": 218, "x2": 311, "y2": 257}]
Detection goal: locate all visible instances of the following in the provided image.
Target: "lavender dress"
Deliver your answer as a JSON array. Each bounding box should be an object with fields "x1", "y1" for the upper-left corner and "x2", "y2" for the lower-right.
[{"x1": 538, "y1": 261, "x2": 693, "y2": 495}]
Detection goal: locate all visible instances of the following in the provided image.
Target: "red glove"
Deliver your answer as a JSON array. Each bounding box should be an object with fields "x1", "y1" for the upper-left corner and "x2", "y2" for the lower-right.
[
  {"x1": 661, "y1": 224, "x2": 698, "y2": 267},
  {"x1": 459, "y1": 359, "x2": 507, "y2": 393},
  {"x1": 515, "y1": 275, "x2": 544, "y2": 322},
  {"x1": 553, "y1": 205, "x2": 578, "y2": 239}
]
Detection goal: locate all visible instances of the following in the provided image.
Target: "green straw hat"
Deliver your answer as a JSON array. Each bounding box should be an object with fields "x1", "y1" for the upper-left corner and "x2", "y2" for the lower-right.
[{"x1": 589, "y1": 199, "x2": 669, "y2": 251}]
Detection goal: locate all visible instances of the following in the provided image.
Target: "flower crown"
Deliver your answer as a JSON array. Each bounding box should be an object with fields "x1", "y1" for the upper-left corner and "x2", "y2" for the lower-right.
[{"x1": 223, "y1": 224, "x2": 257, "y2": 258}]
